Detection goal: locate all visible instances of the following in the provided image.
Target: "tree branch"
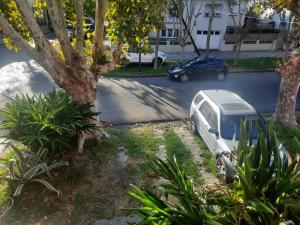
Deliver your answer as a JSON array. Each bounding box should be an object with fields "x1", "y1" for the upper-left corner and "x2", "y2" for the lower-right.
[
  {"x1": 46, "y1": 0, "x2": 75, "y2": 64},
  {"x1": 0, "y1": 13, "x2": 42, "y2": 62},
  {"x1": 13, "y1": 0, "x2": 56, "y2": 55},
  {"x1": 0, "y1": 12, "x2": 66, "y2": 83},
  {"x1": 92, "y1": 0, "x2": 108, "y2": 66},
  {"x1": 75, "y1": 0, "x2": 84, "y2": 56}
]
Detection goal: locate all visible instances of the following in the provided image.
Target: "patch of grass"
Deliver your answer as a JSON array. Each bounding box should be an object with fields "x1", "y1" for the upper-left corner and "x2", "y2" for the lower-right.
[
  {"x1": 225, "y1": 57, "x2": 278, "y2": 71},
  {"x1": 105, "y1": 62, "x2": 177, "y2": 76},
  {"x1": 193, "y1": 135, "x2": 218, "y2": 176},
  {"x1": 105, "y1": 57, "x2": 278, "y2": 77},
  {"x1": 125, "y1": 127, "x2": 159, "y2": 173},
  {"x1": 164, "y1": 131, "x2": 203, "y2": 184}
]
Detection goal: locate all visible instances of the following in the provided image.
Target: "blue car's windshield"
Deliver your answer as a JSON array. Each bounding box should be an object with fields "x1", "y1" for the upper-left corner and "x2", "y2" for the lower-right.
[{"x1": 220, "y1": 114, "x2": 263, "y2": 140}]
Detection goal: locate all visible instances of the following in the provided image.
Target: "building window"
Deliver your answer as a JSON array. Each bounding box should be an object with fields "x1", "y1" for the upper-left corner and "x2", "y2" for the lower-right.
[
  {"x1": 161, "y1": 29, "x2": 166, "y2": 37},
  {"x1": 203, "y1": 31, "x2": 208, "y2": 35},
  {"x1": 167, "y1": 29, "x2": 173, "y2": 37},
  {"x1": 215, "y1": 31, "x2": 220, "y2": 35},
  {"x1": 197, "y1": 30, "x2": 202, "y2": 34},
  {"x1": 174, "y1": 29, "x2": 179, "y2": 37},
  {"x1": 204, "y1": 3, "x2": 223, "y2": 17}
]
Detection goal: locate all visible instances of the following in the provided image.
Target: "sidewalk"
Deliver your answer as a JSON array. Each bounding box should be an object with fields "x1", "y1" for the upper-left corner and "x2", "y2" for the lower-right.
[{"x1": 166, "y1": 50, "x2": 286, "y2": 61}]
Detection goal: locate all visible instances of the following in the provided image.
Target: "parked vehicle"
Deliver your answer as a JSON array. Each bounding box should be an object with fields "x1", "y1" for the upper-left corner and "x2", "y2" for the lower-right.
[
  {"x1": 66, "y1": 23, "x2": 95, "y2": 39},
  {"x1": 168, "y1": 57, "x2": 228, "y2": 82},
  {"x1": 190, "y1": 90, "x2": 289, "y2": 182},
  {"x1": 123, "y1": 51, "x2": 167, "y2": 67}
]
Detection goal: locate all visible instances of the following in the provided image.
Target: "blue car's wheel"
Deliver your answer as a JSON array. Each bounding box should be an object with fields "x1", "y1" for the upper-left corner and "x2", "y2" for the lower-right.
[
  {"x1": 217, "y1": 72, "x2": 225, "y2": 81},
  {"x1": 180, "y1": 73, "x2": 189, "y2": 82}
]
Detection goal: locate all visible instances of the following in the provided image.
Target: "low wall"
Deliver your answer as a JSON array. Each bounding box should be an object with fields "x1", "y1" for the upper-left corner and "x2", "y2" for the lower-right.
[
  {"x1": 220, "y1": 40, "x2": 276, "y2": 51},
  {"x1": 150, "y1": 43, "x2": 194, "y2": 53}
]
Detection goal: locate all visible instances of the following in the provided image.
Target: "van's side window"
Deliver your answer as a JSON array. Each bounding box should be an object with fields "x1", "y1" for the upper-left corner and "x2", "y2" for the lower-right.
[
  {"x1": 209, "y1": 110, "x2": 218, "y2": 129},
  {"x1": 200, "y1": 101, "x2": 218, "y2": 129},
  {"x1": 193, "y1": 93, "x2": 204, "y2": 105},
  {"x1": 199, "y1": 101, "x2": 211, "y2": 120}
]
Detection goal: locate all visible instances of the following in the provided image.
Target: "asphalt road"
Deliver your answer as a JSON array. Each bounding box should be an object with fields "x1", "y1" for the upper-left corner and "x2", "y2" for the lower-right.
[
  {"x1": 1, "y1": 45, "x2": 300, "y2": 124},
  {"x1": 97, "y1": 73, "x2": 300, "y2": 124}
]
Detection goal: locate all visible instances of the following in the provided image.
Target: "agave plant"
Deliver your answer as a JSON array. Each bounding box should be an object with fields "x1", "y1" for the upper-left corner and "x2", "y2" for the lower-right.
[
  {"x1": 126, "y1": 120, "x2": 300, "y2": 225},
  {"x1": 0, "y1": 91, "x2": 99, "y2": 153},
  {"x1": 0, "y1": 144, "x2": 68, "y2": 196},
  {"x1": 126, "y1": 156, "x2": 234, "y2": 225}
]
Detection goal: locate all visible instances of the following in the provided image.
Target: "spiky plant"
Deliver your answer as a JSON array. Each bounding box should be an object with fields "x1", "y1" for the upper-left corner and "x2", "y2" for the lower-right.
[
  {"x1": 0, "y1": 91, "x2": 99, "y2": 154},
  {"x1": 0, "y1": 144, "x2": 68, "y2": 196}
]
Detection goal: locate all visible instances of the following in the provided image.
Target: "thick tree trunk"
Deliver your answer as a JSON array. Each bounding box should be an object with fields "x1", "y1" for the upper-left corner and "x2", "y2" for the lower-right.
[
  {"x1": 276, "y1": 73, "x2": 300, "y2": 127},
  {"x1": 58, "y1": 68, "x2": 98, "y2": 154},
  {"x1": 92, "y1": 0, "x2": 107, "y2": 68},
  {"x1": 276, "y1": 50, "x2": 300, "y2": 127}
]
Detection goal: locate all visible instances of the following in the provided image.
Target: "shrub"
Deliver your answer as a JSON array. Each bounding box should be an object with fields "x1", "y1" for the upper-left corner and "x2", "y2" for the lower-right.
[
  {"x1": 126, "y1": 121, "x2": 300, "y2": 225},
  {"x1": 0, "y1": 144, "x2": 68, "y2": 196},
  {"x1": 0, "y1": 91, "x2": 99, "y2": 154}
]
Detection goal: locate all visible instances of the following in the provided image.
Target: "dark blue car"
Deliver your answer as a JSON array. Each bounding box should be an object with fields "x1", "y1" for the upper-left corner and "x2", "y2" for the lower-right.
[{"x1": 167, "y1": 57, "x2": 228, "y2": 82}]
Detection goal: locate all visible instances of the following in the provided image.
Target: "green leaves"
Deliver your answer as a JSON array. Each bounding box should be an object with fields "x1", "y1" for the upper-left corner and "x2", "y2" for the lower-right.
[
  {"x1": 0, "y1": 91, "x2": 99, "y2": 154},
  {"x1": 127, "y1": 119, "x2": 300, "y2": 225},
  {"x1": 106, "y1": 0, "x2": 169, "y2": 53},
  {"x1": 0, "y1": 143, "x2": 68, "y2": 196}
]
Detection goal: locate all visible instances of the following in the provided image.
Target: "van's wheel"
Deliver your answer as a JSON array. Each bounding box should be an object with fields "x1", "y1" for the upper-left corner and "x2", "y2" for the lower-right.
[
  {"x1": 191, "y1": 116, "x2": 198, "y2": 135},
  {"x1": 180, "y1": 73, "x2": 189, "y2": 82},
  {"x1": 217, "y1": 72, "x2": 225, "y2": 81},
  {"x1": 216, "y1": 157, "x2": 233, "y2": 183}
]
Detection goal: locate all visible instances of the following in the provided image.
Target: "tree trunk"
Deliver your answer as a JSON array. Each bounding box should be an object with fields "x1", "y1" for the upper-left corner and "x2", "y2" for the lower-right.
[
  {"x1": 234, "y1": 40, "x2": 242, "y2": 66},
  {"x1": 92, "y1": 0, "x2": 107, "y2": 68},
  {"x1": 181, "y1": 45, "x2": 185, "y2": 62},
  {"x1": 276, "y1": 73, "x2": 300, "y2": 127},
  {"x1": 276, "y1": 50, "x2": 300, "y2": 127},
  {"x1": 154, "y1": 30, "x2": 160, "y2": 69},
  {"x1": 58, "y1": 68, "x2": 98, "y2": 154},
  {"x1": 205, "y1": 0, "x2": 215, "y2": 57}
]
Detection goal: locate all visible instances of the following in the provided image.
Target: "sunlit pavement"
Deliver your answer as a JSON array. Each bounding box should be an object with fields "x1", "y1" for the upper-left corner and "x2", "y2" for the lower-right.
[{"x1": 1, "y1": 45, "x2": 299, "y2": 124}]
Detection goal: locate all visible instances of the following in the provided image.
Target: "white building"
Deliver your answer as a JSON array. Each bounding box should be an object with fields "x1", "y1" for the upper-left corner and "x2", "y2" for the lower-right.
[{"x1": 150, "y1": 0, "x2": 282, "y2": 52}]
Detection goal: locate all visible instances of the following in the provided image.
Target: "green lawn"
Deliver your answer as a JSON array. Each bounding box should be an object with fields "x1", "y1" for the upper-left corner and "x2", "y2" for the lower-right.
[
  {"x1": 225, "y1": 57, "x2": 278, "y2": 72},
  {"x1": 164, "y1": 131, "x2": 203, "y2": 184},
  {"x1": 105, "y1": 57, "x2": 278, "y2": 77},
  {"x1": 106, "y1": 62, "x2": 177, "y2": 76}
]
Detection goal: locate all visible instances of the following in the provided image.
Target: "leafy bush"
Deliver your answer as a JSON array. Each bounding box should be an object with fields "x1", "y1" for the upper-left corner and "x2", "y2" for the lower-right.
[
  {"x1": 126, "y1": 121, "x2": 300, "y2": 225},
  {"x1": 0, "y1": 144, "x2": 68, "y2": 196},
  {"x1": 0, "y1": 91, "x2": 99, "y2": 153}
]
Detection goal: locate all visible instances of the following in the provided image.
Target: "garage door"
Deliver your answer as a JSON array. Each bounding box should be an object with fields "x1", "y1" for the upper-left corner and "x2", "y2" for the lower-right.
[{"x1": 196, "y1": 30, "x2": 221, "y2": 49}]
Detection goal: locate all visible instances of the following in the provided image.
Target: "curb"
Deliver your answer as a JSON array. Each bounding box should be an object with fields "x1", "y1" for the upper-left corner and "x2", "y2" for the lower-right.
[
  {"x1": 102, "y1": 70, "x2": 276, "y2": 78},
  {"x1": 111, "y1": 118, "x2": 189, "y2": 127}
]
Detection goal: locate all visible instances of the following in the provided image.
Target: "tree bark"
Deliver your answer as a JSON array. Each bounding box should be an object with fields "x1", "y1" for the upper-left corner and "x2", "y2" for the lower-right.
[
  {"x1": 75, "y1": 0, "x2": 84, "y2": 57},
  {"x1": 205, "y1": 0, "x2": 215, "y2": 57},
  {"x1": 92, "y1": 0, "x2": 107, "y2": 68},
  {"x1": 234, "y1": 40, "x2": 242, "y2": 66},
  {"x1": 276, "y1": 50, "x2": 300, "y2": 127},
  {"x1": 45, "y1": 0, "x2": 76, "y2": 64},
  {"x1": 276, "y1": 73, "x2": 300, "y2": 127},
  {"x1": 181, "y1": 45, "x2": 185, "y2": 62}
]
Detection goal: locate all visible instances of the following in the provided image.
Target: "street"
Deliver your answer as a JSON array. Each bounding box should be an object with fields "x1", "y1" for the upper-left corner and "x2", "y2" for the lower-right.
[{"x1": 1, "y1": 45, "x2": 300, "y2": 124}]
